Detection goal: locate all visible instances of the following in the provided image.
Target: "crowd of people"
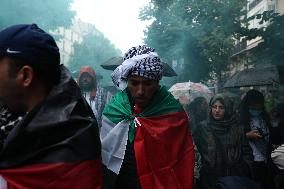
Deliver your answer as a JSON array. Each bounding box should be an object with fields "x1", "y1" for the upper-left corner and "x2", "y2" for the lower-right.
[
  {"x1": 185, "y1": 90, "x2": 284, "y2": 189},
  {"x1": 0, "y1": 23, "x2": 283, "y2": 189}
]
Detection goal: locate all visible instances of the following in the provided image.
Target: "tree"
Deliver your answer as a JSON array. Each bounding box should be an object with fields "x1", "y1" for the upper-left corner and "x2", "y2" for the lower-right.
[
  {"x1": 246, "y1": 11, "x2": 284, "y2": 66},
  {"x1": 140, "y1": 0, "x2": 247, "y2": 84},
  {"x1": 0, "y1": 0, "x2": 75, "y2": 31},
  {"x1": 68, "y1": 32, "x2": 121, "y2": 86}
]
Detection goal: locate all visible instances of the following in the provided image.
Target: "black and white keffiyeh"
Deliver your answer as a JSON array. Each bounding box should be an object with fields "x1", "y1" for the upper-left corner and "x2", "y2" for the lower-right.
[
  {"x1": 111, "y1": 45, "x2": 163, "y2": 90},
  {"x1": 0, "y1": 107, "x2": 23, "y2": 149}
]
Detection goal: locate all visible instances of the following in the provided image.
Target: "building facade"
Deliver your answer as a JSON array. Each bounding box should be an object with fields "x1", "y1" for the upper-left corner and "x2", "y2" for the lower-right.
[
  {"x1": 247, "y1": 0, "x2": 283, "y2": 49},
  {"x1": 55, "y1": 19, "x2": 99, "y2": 66},
  {"x1": 230, "y1": 0, "x2": 284, "y2": 76}
]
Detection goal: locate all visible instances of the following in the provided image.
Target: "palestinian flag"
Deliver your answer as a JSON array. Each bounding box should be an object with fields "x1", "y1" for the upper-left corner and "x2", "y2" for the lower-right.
[
  {"x1": 0, "y1": 68, "x2": 103, "y2": 189},
  {"x1": 101, "y1": 86, "x2": 194, "y2": 189}
]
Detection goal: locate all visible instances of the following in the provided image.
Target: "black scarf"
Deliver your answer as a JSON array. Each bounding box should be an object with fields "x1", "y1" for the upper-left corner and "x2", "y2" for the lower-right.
[{"x1": 209, "y1": 116, "x2": 243, "y2": 167}]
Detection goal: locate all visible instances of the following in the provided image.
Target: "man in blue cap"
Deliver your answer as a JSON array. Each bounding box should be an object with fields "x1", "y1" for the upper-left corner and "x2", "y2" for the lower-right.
[{"x1": 0, "y1": 24, "x2": 102, "y2": 188}]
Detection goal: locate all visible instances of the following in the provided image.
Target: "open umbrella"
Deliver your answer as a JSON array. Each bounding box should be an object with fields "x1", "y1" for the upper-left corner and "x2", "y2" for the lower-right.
[
  {"x1": 223, "y1": 64, "x2": 280, "y2": 88},
  {"x1": 100, "y1": 56, "x2": 177, "y2": 77},
  {"x1": 100, "y1": 57, "x2": 124, "y2": 70},
  {"x1": 169, "y1": 81, "x2": 213, "y2": 105}
]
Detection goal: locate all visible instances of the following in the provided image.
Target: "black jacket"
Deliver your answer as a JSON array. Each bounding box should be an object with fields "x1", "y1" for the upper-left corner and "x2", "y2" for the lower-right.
[{"x1": 0, "y1": 65, "x2": 101, "y2": 167}]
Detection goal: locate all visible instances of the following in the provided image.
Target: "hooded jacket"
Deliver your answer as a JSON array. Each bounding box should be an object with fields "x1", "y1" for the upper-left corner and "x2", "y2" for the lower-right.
[
  {"x1": 77, "y1": 66, "x2": 113, "y2": 129},
  {"x1": 77, "y1": 66, "x2": 97, "y2": 101}
]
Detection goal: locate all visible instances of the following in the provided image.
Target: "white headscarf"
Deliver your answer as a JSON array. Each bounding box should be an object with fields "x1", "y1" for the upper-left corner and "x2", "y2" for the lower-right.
[{"x1": 111, "y1": 45, "x2": 163, "y2": 90}]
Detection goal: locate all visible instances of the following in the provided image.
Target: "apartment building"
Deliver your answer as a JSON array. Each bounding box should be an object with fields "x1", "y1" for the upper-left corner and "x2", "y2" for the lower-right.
[
  {"x1": 229, "y1": 0, "x2": 284, "y2": 76},
  {"x1": 55, "y1": 19, "x2": 99, "y2": 66},
  {"x1": 247, "y1": 0, "x2": 284, "y2": 49}
]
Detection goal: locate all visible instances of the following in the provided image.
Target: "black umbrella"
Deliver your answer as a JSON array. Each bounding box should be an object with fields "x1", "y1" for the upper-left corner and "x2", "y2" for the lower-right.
[
  {"x1": 100, "y1": 57, "x2": 124, "y2": 70},
  {"x1": 161, "y1": 62, "x2": 178, "y2": 77},
  {"x1": 100, "y1": 56, "x2": 177, "y2": 77},
  {"x1": 223, "y1": 64, "x2": 280, "y2": 88}
]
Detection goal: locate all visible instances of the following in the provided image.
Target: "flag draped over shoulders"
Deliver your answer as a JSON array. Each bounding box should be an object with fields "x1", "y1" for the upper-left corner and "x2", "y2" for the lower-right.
[
  {"x1": 0, "y1": 66, "x2": 102, "y2": 189},
  {"x1": 101, "y1": 86, "x2": 194, "y2": 189}
]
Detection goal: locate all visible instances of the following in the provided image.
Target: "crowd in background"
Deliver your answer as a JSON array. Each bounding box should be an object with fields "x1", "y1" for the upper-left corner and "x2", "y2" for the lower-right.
[
  {"x1": 76, "y1": 73, "x2": 284, "y2": 189},
  {"x1": 2, "y1": 62, "x2": 282, "y2": 189},
  {"x1": 0, "y1": 23, "x2": 283, "y2": 189},
  {"x1": 185, "y1": 89, "x2": 284, "y2": 189}
]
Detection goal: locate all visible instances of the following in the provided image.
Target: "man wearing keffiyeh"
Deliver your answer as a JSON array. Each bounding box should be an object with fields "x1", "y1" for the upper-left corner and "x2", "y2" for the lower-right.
[{"x1": 101, "y1": 45, "x2": 194, "y2": 189}]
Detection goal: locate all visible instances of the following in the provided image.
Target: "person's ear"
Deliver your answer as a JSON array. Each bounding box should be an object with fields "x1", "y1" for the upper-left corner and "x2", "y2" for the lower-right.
[{"x1": 17, "y1": 65, "x2": 34, "y2": 87}]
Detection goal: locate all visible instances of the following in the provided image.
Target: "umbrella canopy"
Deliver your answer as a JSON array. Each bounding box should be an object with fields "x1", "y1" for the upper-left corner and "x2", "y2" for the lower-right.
[
  {"x1": 169, "y1": 81, "x2": 213, "y2": 105},
  {"x1": 161, "y1": 62, "x2": 178, "y2": 77},
  {"x1": 100, "y1": 57, "x2": 124, "y2": 70},
  {"x1": 223, "y1": 64, "x2": 280, "y2": 88},
  {"x1": 100, "y1": 56, "x2": 177, "y2": 77}
]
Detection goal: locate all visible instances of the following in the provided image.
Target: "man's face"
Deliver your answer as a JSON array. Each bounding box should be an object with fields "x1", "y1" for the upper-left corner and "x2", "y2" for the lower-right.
[
  {"x1": 79, "y1": 73, "x2": 95, "y2": 92},
  {"x1": 127, "y1": 75, "x2": 159, "y2": 109},
  {"x1": 0, "y1": 57, "x2": 24, "y2": 112}
]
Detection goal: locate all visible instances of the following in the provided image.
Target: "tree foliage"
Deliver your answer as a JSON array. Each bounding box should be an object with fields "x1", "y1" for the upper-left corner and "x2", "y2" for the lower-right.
[
  {"x1": 0, "y1": 0, "x2": 75, "y2": 31},
  {"x1": 68, "y1": 33, "x2": 121, "y2": 86},
  {"x1": 140, "y1": 0, "x2": 247, "y2": 83},
  {"x1": 246, "y1": 11, "x2": 284, "y2": 66}
]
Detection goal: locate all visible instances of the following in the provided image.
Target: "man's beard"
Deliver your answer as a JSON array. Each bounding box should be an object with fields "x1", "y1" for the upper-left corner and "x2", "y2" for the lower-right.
[{"x1": 79, "y1": 83, "x2": 93, "y2": 92}]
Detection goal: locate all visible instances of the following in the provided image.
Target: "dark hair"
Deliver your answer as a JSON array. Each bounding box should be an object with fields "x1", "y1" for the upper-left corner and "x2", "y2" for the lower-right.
[
  {"x1": 242, "y1": 89, "x2": 264, "y2": 105},
  {"x1": 277, "y1": 102, "x2": 284, "y2": 120},
  {"x1": 210, "y1": 96, "x2": 225, "y2": 119},
  {"x1": 239, "y1": 89, "x2": 270, "y2": 127},
  {"x1": 188, "y1": 96, "x2": 208, "y2": 121},
  {"x1": 189, "y1": 97, "x2": 207, "y2": 111},
  {"x1": 209, "y1": 94, "x2": 236, "y2": 121},
  {"x1": 8, "y1": 57, "x2": 61, "y2": 90}
]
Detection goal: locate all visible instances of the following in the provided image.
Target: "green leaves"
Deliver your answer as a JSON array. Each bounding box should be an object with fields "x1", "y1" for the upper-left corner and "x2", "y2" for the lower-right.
[
  {"x1": 247, "y1": 11, "x2": 284, "y2": 66},
  {"x1": 0, "y1": 0, "x2": 75, "y2": 32},
  {"x1": 141, "y1": 0, "x2": 247, "y2": 83}
]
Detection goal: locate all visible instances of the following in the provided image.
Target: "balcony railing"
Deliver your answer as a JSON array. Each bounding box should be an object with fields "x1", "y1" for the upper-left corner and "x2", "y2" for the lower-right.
[
  {"x1": 231, "y1": 40, "x2": 247, "y2": 56},
  {"x1": 249, "y1": 0, "x2": 263, "y2": 11}
]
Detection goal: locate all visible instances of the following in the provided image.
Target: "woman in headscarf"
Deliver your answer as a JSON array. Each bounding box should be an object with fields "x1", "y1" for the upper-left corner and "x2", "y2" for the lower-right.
[{"x1": 195, "y1": 94, "x2": 253, "y2": 189}]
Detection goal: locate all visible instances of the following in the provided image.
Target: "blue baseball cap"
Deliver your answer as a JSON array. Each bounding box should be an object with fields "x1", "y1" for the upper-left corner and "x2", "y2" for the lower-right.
[{"x1": 0, "y1": 24, "x2": 60, "y2": 65}]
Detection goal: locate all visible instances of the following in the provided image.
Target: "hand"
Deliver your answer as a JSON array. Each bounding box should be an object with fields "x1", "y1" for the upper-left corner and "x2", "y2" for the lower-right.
[{"x1": 246, "y1": 130, "x2": 262, "y2": 139}]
